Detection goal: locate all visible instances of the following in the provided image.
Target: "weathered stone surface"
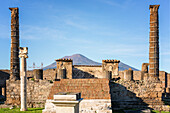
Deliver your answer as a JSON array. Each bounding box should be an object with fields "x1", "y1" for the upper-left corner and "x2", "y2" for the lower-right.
[
  {"x1": 56, "y1": 59, "x2": 73, "y2": 79},
  {"x1": 9, "y1": 7, "x2": 20, "y2": 80},
  {"x1": 102, "y1": 59, "x2": 120, "y2": 79},
  {"x1": 19, "y1": 47, "x2": 28, "y2": 111},
  {"x1": 141, "y1": 63, "x2": 149, "y2": 73},
  {"x1": 5, "y1": 80, "x2": 53, "y2": 107},
  {"x1": 124, "y1": 68, "x2": 133, "y2": 81},
  {"x1": 149, "y1": 5, "x2": 160, "y2": 79}
]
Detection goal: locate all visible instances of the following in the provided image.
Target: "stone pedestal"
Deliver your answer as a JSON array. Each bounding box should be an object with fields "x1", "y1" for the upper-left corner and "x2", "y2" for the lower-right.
[
  {"x1": 43, "y1": 92, "x2": 82, "y2": 113},
  {"x1": 19, "y1": 47, "x2": 28, "y2": 111}
]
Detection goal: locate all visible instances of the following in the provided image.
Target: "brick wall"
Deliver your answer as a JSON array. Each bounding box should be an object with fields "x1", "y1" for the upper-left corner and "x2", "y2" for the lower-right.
[{"x1": 48, "y1": 79, "x2": 110, "y2": 100}]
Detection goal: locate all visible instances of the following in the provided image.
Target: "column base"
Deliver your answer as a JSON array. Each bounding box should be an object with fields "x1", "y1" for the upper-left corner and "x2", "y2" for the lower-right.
[{"x1": 20, "y1": 108, "x2": 27, "y2": 111}]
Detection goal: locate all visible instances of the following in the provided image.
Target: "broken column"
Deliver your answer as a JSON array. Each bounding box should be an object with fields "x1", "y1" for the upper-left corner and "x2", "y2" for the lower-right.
[
  {"x1": 19, "y1": 47, "x2": 28, "y2": 111},
  {"x1": 141, "y1": 63, "x2": 149, "y2": 73},
  {"x1": 9, "y1": 7, "x2": 20, "y2": 80},
  {"x1": 149, "y1": 5, "x2": 160, "y2": 79},
  {"x1": 102, "y1": 59, "x2": 120, "y2": 79},
  {"x1": 56, "y1": 59, "x2": 73, "y2": 79}
]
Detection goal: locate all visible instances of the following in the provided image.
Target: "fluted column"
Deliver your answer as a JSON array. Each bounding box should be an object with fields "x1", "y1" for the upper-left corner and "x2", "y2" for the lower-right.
[
  {"x1": 149, "y1": 5, "x2": 160, "y2": 79},
  {"x1": 9, "y1": 7, "x2": 20, "y2": 80},
  {"x1": 19, "y1": 47, "x2": 28, "y2": 111}
]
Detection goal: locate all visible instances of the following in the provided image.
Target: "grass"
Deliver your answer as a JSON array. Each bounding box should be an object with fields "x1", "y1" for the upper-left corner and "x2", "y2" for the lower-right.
[
  {"x1": 112, "y1": 109, "x2": 170, "y2": 113},
  {"x1": 0, "y1": 108, "x2": 170, "y2": 113},
  {"x1": 152, "y1": 110, "x2": 170, "y2": 113},
  {"x1": 0, "y1": 108, "x2": 43, "y2": 113}
]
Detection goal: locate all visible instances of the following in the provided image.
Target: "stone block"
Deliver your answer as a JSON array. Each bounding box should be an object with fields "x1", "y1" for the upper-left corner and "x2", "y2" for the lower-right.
[{"x1": 54, "y1": 92, "x2": 81, "y2": 101}]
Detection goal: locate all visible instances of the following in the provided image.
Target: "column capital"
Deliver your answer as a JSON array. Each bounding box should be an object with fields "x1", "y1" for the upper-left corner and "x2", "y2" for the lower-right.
[
  {"x1": 9, "y1": 7, "x2": 19, "y2": 13},
  {"x1": 149, "y1": 5, "x2": 160, "y2": 11},
  {"x1": 19, "y1": 47, "x2": 28, "y2": 58}
]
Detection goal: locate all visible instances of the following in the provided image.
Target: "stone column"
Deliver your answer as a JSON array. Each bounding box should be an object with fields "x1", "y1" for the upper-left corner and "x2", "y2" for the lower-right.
[
  {"x1": 19, "y1": 47, "x2": 28, "y2": 111},
  {"x1": 149, "y1": 5, "x2": 160, "y2": 79},
  {"x1": 9, "y1": 7, "x2": 20, "y2": 80}
]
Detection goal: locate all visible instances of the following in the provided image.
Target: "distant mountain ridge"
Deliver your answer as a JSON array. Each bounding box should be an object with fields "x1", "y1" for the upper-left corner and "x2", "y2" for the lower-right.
[{"x1": 44, "y1": 54, "x2": 138, "y2": 71}]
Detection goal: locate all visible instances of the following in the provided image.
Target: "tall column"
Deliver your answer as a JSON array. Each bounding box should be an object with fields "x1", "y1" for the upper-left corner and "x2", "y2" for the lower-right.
[
  {"x1": 19, "y1": 47, "x2": 28, "y2": 111},
  {"x1": 9, "y1": 8, "x2": 20, "y2": 80},
  {"x1": 149, "y1": 5, "x2": 160, "y2": 79}
]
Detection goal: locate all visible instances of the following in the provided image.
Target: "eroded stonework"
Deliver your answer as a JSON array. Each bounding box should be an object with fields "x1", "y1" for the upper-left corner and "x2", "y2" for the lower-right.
[{"x1": 9, "y1": 8, "x2": 20, "y2": 80}]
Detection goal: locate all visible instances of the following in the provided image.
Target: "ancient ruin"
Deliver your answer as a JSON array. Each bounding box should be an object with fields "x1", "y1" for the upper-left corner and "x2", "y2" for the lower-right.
[
  {"x1": 9, "y1": 7, "x2": 20, "y2": 80},
  {"x1": 0, "y1": 4, "x2": 170, "y2": 113},
  {"x1": 149, "y1": 5, "x2": 160, "y2": 79},
  {"x1": 19, "y1": 47, "x2": 28, "y2": 111}
]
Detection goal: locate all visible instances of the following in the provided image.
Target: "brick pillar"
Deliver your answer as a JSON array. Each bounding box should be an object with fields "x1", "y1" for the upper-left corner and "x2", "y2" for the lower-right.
[
  {"x1": 149, "y1": 5, "x2": 160, "y2": 79},
  {"x1": 9, "y1": 8, "x2": 20, "y2": 80},
  {"x1": 56, "y1": 59, "x2": 73, "y2": 79},
  {"x1": 102, "y1": 59, "x2": 120, "y2": 79},
  {"x1": 124, "y1": 68, "x2": 133, "y2": 81},
  {"x1": 141, "y1": 63, "x2": 149, "y2": 73}
]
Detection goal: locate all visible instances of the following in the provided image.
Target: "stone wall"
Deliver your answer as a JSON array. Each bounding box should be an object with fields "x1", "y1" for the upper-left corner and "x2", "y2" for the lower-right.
[
  {"x1": 46, "y1": 78, "x2": 170, "y2": 111},
  {"x1": 168, "y1": 73, "x2": 170, "y2": 87},
  {"x1": 0, "y1": 70, "x2": 10, "y2": 98},
  {"x1": 6, "y1": 80, "x2": 53, "y2": 107},
  {"x1": 0, "y1": 70, "x2": 10, "y2": 87},
  {"x1": 73, "y1": 65, "x2": 102, "y2": 78},
  {"x1": 27, "y1": 70, "x2": 33, "y2": 78},
  {"x1": 43, "y1": 69, "x2": 56, "y2": 80},
  {"x1": 110, "y1": 79, "x2": 169, "y2": 111},
  {"x1": 27, "y1": 69, "x2": 56, "y2": 80}
]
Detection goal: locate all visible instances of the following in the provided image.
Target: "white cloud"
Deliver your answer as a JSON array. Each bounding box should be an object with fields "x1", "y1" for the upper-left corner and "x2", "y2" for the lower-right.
[
  {"x1": 20, "y1": 25, "x2": 67, "y2": 40},
  {"x1": 99, "y1": 0, "x2": 133, "y2": 9},
  {"x1": 99, "y1": 44, "x2": 147, "y2": 57},
  {"x1": 0, "y1": 24, "x2": 10, "y2": 39},
  {"x1": 65, "y1": 20, "x2": 88, "y2": 30}
]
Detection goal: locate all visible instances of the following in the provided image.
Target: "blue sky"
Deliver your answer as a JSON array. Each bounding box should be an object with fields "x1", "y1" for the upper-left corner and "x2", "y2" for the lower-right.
[{"x1": 0, "y1": 0, "x2": 169, "y2": 72}]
